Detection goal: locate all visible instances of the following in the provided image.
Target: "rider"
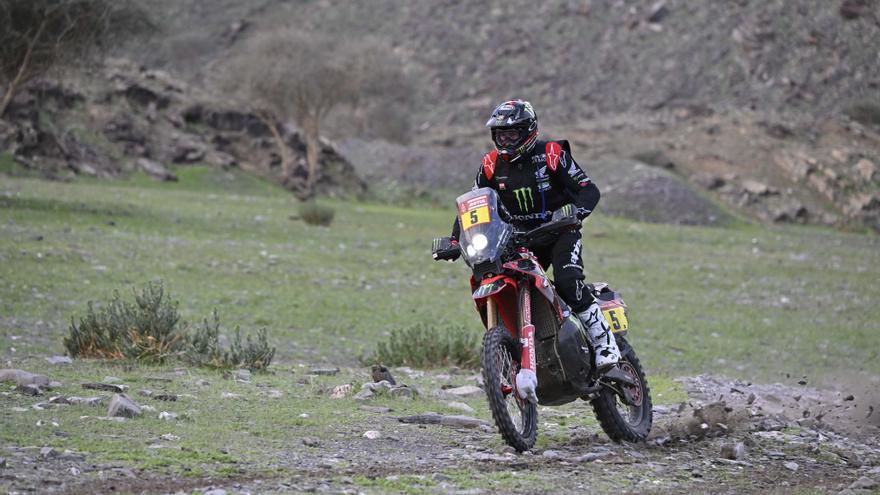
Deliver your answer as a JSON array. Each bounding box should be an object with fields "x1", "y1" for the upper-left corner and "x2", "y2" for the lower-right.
[{"x1": 449, "y1": 99, "x2": 621, "y2": 371}]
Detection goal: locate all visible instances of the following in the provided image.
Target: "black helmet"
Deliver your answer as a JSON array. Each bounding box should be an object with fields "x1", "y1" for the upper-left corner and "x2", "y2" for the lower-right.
[{"x1": 486, "y1": 99, "x2": 538, "y2": 162}]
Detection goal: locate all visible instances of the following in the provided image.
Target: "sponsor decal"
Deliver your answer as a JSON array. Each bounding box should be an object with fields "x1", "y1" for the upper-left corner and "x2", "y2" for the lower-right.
[
  {"x1": 523, "y1": 101, "x2": 535, "y2": 118},
  {"x1": 520, "y1": 324, "x2": 536, "y2": 371},
  {"x1": 531, "y1": 154, "x2": 546, "y2": 164},
  {"x1": 509, "y1": 211, "x2": 552, "y2": 221},
  {"x1": 545, "y1": 142, "x2": 562, "y2": 171},
  {"x1": 536, "y1": 165, "x2": 551, "y2": 192},
  {"x1": 512, "y1": 187, "x2": 534, "y2": 211}
]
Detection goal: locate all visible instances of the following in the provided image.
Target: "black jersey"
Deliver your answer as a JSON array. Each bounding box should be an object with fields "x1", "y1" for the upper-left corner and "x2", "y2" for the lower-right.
[{"x1": 451, "y1": 140, "x2": 600, "y2": 240}]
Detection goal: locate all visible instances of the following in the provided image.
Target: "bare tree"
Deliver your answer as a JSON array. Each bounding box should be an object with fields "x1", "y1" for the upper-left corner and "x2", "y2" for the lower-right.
[
  {"x1": 223, "y1": 28, "x2": 407, "y2": 198},
  {"x1": 0, "y1": 0, "x2": 152, "y2": 117}
]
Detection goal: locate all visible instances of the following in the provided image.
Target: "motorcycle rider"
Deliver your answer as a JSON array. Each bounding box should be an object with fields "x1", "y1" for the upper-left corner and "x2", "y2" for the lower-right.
[{"x1": 448, "y1": 100, "x2": 622, "y2": 380}]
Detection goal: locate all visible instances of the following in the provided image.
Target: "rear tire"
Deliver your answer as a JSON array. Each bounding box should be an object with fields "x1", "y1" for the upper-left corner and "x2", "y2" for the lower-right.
[
  {"x1": 481, "y1": 326, "x2": 538, "y2": 452},
  {"x1": 591, "y1": 339, "x2": 653, "y2": 442}
]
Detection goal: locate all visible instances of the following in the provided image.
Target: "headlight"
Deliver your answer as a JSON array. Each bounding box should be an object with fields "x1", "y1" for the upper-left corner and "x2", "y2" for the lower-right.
[
  {"x1": 472, "y1": 234, "x2": 488, "y2": 250},
  {"x1": 466, "y1": 245, "x2": 477, "y2": 257}
]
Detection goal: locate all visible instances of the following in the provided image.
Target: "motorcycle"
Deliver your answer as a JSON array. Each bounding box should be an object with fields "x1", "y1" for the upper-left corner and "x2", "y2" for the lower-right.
[{"x1": 432, "y1": 187, "x2": 652, "y2": 452}]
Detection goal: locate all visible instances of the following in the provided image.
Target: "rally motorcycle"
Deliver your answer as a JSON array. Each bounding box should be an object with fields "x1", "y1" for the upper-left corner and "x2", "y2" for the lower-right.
[{"x1": 432, "y1": 187, "x2": 652, "y2": 452}]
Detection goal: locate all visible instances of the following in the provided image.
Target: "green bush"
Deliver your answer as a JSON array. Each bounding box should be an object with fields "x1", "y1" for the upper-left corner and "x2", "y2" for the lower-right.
[
  {"x1": 368, "y1": 323, "x2": 480, "y2": 369},
  {"x1": 65, "y1": 282, "x2": 275, "y2": 370},
  {"x1": 64, "y1": 282, "x2": 184, "y2": 362},
  {"x1": 299, "y1": 202, "x2": 335, "y2": 226},
  {"x1": 184, "y1": 310, "x2": 275, "y2": 371}
]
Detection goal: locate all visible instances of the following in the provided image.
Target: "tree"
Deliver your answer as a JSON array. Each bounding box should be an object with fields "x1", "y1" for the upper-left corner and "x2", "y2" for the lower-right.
[
  {"x1": 223, "y1": 28, "x2": 408, "y2": 198},
  {"x1": 0, "y1": 0, "x2": 152, "y2": 117}
]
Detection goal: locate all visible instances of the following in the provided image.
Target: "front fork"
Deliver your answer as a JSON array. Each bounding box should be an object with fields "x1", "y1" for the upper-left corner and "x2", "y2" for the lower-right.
[{"x1": 485, "y1": 292, "x2": 536, "y2": 375}]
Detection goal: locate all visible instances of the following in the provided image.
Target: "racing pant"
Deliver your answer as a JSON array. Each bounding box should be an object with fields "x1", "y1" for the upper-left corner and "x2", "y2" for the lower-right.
[{"x1": 530, "y1": 230, "x2": 592, "y2": 313}]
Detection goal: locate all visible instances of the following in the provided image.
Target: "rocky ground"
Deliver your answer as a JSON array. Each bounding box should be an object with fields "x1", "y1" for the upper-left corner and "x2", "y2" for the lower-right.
[{"x1": 2, "y1": 363, "x2": 878, "y2": 495}]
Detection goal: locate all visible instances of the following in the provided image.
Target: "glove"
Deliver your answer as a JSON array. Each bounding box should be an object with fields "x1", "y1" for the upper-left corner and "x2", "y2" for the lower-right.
[{"x1": 432, "y1": 237, "x2": 460, "y2": 261}]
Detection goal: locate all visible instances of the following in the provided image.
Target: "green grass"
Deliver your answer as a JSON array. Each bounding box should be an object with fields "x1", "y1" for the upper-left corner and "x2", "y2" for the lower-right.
[{"x1": 2, "y1": 166, "x2": 878, "y2": 384}]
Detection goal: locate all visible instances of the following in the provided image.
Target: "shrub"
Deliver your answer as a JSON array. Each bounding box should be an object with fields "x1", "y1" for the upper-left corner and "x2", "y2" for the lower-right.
[
  {"x1": 65, "y1": 282, "x2": 183, "y2": 363},
  {"x1": 65, "y1": 282, "x2": 276, "y2": 370},
  {"x1": 368, "y1": 323, "x2": 480, "y2": 369},
  {"x1": 184, "y1": 310, "x2": 276, "y2": 371},
  {"x1": 299, "y1": 202, "x2": 335, "y2": 226}
]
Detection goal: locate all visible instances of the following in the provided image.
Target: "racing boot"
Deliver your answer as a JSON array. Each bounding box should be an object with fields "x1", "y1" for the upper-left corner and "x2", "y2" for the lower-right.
[{"x1": 577, "y1": 301, "x2": 621, "y2": 371}]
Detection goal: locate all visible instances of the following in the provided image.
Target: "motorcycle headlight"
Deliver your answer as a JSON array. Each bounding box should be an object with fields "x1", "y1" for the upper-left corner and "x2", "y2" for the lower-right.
[
  {"x1": 466, "y1": 244, "x2": 477, "y2": 257},
  {"x1": 472, "y1": 234, "x2": 488, "y2": 251}
]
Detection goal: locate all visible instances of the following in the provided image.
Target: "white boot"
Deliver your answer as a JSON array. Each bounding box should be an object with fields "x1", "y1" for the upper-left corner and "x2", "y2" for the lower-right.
[
  {"x1": 577, "y1": 301, "x2": 621, "y2": 370},
  {"x1": 515, "y1": 369, "x2": 538, "y2": 403}
]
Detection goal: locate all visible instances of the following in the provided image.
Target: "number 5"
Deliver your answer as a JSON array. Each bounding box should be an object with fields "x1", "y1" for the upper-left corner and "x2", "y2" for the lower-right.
[
  {"x1": 470, "y1": 210, "x2": 478, "y2": 224},
  {"x1": 609, "y1": 310, "x2": 621, "y2": 330}
]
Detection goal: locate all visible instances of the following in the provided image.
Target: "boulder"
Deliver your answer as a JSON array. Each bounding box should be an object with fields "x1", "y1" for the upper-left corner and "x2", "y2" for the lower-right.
[
  {"x1": 107, "y1": 393, "x2": 142, "y2": 418},
  {"x1": 742, "y1": 179, "x2": 778, "y2": 196},
  {"x1": 136, "y1": 158, "x2": 177, "y2": 182},
  {"x1": 0, "y1": 369, "x2": 51, "y2": 387}
]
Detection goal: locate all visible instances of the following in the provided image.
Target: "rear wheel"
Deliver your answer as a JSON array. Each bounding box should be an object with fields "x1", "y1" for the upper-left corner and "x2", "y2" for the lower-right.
[
  {"x1": 481, "y1": 326, "x2": 537, "y2": 452},
  {"x1": 591, "y1": 339, "x2": 653, "y2": 442}
]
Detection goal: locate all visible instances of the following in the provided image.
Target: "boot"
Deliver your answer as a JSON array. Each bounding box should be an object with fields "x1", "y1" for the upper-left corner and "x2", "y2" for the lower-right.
[{"x1": 577, "y1": 301, "x2": 621, "y2": 370}]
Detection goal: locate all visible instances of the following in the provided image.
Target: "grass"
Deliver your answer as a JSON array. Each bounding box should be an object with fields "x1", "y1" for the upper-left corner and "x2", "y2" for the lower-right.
[
  {"x1": 0, "y1": 165, "x2": 879, "y2": 482},
  {"x1": 2, "y1": 166, "x2": 878, "y2": 383}
]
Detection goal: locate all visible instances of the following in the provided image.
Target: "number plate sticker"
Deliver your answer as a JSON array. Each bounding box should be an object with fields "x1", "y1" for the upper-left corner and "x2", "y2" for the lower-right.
[
  {"x1": 602, "y1": 307, "x2": 628, "y2": 333},
  {"x1": 460, "y1": 195, "x2": 490, "y2": 230}
]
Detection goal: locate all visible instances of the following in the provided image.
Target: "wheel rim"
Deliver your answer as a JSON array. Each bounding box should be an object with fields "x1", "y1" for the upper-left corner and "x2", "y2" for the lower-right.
[
  {"x1": 615, "y1": 360, "x2": 645, "y2": 426},
  {"x1": 497, "y1": 341, "x2": 528, "y2": 433}
]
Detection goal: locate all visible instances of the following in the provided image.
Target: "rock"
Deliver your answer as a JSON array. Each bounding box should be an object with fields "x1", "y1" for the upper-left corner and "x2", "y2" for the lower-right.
[
  {"x1": 856, "y1": 159, "x2": 877, "y2": 182},
  {"x1": 442, "y1": 385, "x2": 485, "y2": 398},
  {"x1": 742, "y1": 179, "x2": 778, "y2": 196},
  {"x1": 40, "y1": 447, "x2": 58, "y2": 459},
  {"x1": 102, "y1": 376, "x2": 122, "y2": 384},
  {"x1": 221, "y1": 392, "x2": 242, "y2": 399},
  {"x1": 783, "y1": 461, "x2": 799, "y2": 472},
  {"x1": 158, "y1": 411, "x2": 177, "y2": 421},
  {"x1": 693, "y1": 173, "x2": 725, "y2": 190},
  {"x1": 363, "y1": 430, "x2": 381, "y2": 440},
  {"x1": 770, "y1": 200, "x2": 809, "y2": 223},
  {"x1": 0, "y1": 458, "x2": 7, "y2": 468},
  {"x1": 371, "y1": 364, "x2": 396, "y2": 385},
  {"x1": 447, "y1": 401, "x2": 476, "y2": 414},
  {"x1": 390, "y1": 385, "x2": 417, "y2": 399},
  {"x1": 0, "y1": 369, "x2": 51, "y2": 387},
  {"x1": 398, "y1": 413, "x2": 490, "y2": 429},
  {"x1": 841, "y1": 0, "x2": 873, "y2": 19},
  {"x1": 850, "y1": 477, "x2": 878, "y2": 490},
  {"x1": 542, "y1": 450, "x2": 561, "y2": 459},
  {"x1": 135, "y1": 158, "x2": 177, "y2": 182},
  {"x1": 82, "y1": 382, "x2": 126, "y2": 393},
  {"x1": 721, "y1": 442, "x2": 745, "y2": 460},
  {"x1": 310, "y1": 367, "x2": 340, "y2": 376},
  {"x1": 15, "y1": 384, "x2": 42, "y2": 396},
  {"x1": 107, "y1": 393, "x2": 142, "y2": 418},
  {"x1": 848, "y1": 193, "x2": 880, "y2": 214},
  {"x1": 68, "y1": 396, "x2": 104, "y2": 407},
  {"x1": 359, "y1": 405, "x2": 392, "y2": 414},
  {"x1": 330, "y1": 384, "x2": 353, "y2": 399},
  {"x1": 631, "y1": 150, "x2": 675, "y2": 169},
  {"x1": 302, "y1": 437, "x2": 321, "y2": 447},
  {"x1": 574, "y1": 452, "x2": 610, "y2": 463},
  {"x1": 647, "y1": 1, "x2": 670, "y2": 23},
  {"x1": 204, "y1": 489, "x2": 227, "y2": 495},
  {"x1": 153, "y1": 393, "x2": 177, "y2": 402},
  {"x1": 45, "y1": 356, "x2": 73, "y2": 365},
  {"x1": 234, "y1": 369, "x2": 251, "y2": 382},
  {"x1": 354, "y1": 389, "x2": 374, "y2": 402},
  {"x1": 808, "y1": 173, "x2": 835, "y2": 200}
]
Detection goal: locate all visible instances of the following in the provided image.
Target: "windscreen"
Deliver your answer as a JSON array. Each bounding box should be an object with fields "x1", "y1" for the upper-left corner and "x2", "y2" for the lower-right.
[{"x1": 456, "y1": 188, "x2": 513, "y2": 266}]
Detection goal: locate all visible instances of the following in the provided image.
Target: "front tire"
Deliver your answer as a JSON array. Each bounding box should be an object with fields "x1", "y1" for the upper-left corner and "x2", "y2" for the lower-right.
[
  {"x1": 591, "y1": 338, "x2": 653, "y2": 442},
  {"x1": 481, "y1": 326, "x2": 538, "y2": 452}
]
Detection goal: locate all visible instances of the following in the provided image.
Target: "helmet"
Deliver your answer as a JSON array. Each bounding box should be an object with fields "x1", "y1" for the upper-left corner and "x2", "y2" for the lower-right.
[{"x1": 486, "y1": 99, "x2": 538, "y2": 162}]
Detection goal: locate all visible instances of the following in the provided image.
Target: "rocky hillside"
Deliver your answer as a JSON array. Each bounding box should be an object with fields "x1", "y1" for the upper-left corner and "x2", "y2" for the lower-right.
[{"x1": 0, "y1": 59, "x2": 366, "y2": 197}]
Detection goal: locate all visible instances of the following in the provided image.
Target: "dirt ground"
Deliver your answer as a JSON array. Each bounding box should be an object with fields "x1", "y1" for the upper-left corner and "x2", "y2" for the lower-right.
[{"x1": 4, "y1": 373, "x2": 878, "y2": 495}]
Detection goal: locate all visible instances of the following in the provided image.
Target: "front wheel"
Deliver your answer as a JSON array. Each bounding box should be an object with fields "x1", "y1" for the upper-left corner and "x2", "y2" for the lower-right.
[
  {"x1": 591, "y1": 338, "x2": 653, "y2": 442},
  {"x1": 482, "y1": 326, "x2": 538, "y2": 452}
]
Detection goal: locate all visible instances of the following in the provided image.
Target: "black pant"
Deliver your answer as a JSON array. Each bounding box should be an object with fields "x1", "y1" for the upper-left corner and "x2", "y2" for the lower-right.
[{"x1": 531, "y1": 230, "x2": 593, "y2": 313}]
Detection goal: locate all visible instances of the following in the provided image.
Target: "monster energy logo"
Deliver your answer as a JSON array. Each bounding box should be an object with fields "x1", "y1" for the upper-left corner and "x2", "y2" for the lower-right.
[{"x1": 513, "y1": 187, "x2": 534, "y2": 211}]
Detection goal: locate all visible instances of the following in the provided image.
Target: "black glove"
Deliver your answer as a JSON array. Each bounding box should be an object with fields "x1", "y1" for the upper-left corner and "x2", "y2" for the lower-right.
[{"x1": 432, "y1": 237, "x2": 461, "y2": 261}]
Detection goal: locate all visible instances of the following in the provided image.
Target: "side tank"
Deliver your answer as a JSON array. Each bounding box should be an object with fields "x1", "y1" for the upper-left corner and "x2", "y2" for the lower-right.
[{"x1": 530, "y1": 288, "x2": 594, "y2": 406}]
